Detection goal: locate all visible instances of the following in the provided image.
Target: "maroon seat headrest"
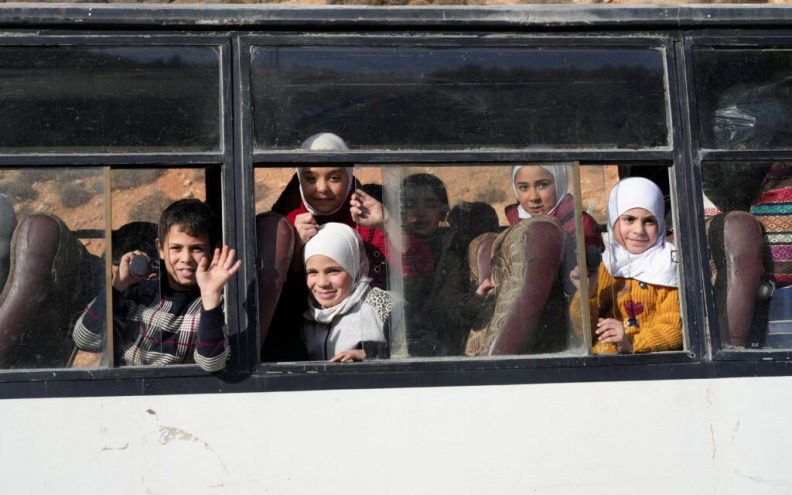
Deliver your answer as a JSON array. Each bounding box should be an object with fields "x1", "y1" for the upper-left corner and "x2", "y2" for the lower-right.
[
  {"x1": 712, "y1": 211, "x2": 764, "y2": 346},
  {"x1": 256, "y1": 212, "x2": 295, "y2": 351},
  {"x1": 466, "y1": 217, "x2": 565, "y2": 356},
  {"x1": 0, "y1": 213, "x2": 99, "y2": 368}
]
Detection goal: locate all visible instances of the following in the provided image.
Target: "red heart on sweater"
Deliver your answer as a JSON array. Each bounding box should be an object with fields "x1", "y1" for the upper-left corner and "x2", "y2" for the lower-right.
[{"x1": 624, "y1": 301, "x2": 644, "y2": 319}]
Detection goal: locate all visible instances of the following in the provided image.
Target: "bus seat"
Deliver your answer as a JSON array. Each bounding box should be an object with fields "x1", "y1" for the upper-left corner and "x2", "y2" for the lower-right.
[
  {"x1": 0, "y1": 194, "x2": 18, "y2": 293},
  {"x1": 0, "y1": 213, "x2": 101, "y2": 368},
  {"x1": 465, "y1": 217, "x2": 564, "y2": 356},
  {"x1": 256, "y1": 212, "x2": 295, "y2": 351},
  {"x1": 709, "y1": 210, "x2": 764, "y2": 347}
]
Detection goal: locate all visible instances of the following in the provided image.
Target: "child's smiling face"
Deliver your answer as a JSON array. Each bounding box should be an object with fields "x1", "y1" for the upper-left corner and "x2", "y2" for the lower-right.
[
  {"x1": 305, "y1": 254, "x2": 354, "y2": 308},
  {"x1": 157, "y1": 226, "x2": 213, "y2": 291},
  {"x1": 514, "y1": 166, "x2": 557, "y2": 216},
  {"x1": 300, "y1": 167, "x2": 350, "y2": 214},
  {"x1": 614, "y1": 207, "x2": 659, "y2": 254}
]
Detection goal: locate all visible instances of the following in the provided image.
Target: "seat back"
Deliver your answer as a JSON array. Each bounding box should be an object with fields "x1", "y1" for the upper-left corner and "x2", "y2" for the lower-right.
[
  {"x1": 0, "y1": 213, "x2": 102, "y2": 368},
  {"x1": 465, "y1": 217, "x2": 565, "y2": 356},
  {"x1": 709, "y1": 211, "x2": 765, "y2": 347},
  {"x1": 256, "y1": 212, "x2": 295, "y2": 351}
]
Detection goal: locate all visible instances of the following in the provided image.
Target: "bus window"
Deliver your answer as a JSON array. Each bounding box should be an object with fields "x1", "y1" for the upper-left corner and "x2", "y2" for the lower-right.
[
  {"x1": 702, "y1": 160, "x2": 792, "y2": 350},
  {"x1": 250, "y1": 45, "x2": 668, "y2": 151},
  {"x1": 256, "y1": 160, "x2": 685, "y2": 362},
  {"x1": 693, "y1": 48, "x2": 792, "y2": 150},
  {"x1": 0, "y1": 45, "x2": 221, "y2": 153},
  {"x1": 68, "y1": 167, "x2": 220, "y2": 370},
  {"x1": 0, "y1": 167, "x2": 106, "y2": 369}
]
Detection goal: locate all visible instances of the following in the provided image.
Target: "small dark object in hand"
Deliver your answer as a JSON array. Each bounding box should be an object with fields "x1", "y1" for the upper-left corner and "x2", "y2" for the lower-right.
[
  {"x1": 586, "y1": 247, "x2": 602, "y2": 271},
  {"x1": 129, "y1": 254, "x2": 152, "y2": 278}
]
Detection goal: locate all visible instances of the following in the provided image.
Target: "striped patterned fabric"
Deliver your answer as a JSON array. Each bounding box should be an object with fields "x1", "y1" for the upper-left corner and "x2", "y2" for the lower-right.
[
  {"x1": 73, "y1": 279, "x2": 229, "y2": 372},
  {"x1": 750, "y1": 163, "x2": 792, "y2": 288}
]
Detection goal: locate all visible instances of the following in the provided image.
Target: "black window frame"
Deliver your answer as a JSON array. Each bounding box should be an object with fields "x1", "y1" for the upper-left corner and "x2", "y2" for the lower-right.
[{"x1": 0, "y1": 5, "x2": 791, "y2": 400}]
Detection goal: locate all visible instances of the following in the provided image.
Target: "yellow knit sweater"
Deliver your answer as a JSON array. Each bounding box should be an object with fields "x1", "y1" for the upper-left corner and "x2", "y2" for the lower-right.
[{"x1": 570, "y1": 264, "x2": 683, "y2": 353}]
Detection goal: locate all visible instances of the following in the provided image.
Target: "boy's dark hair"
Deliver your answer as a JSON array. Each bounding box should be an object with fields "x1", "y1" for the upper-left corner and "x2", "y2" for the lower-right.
[
  {"x1": 401, "y1": 173, "x2": 449, "y2": 219},
  {"x1": 158, "y1": 199, "x2": 220, "y2": 247}
]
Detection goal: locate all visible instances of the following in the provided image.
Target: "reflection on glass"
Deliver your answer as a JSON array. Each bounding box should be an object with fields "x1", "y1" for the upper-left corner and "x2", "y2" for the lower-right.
[
  {"x1": 252, "y1": 47, "x2": 667, "y2": 150},
  {"x1": 694, "y1": 48, "x2": 792, "y2": 150},
  {"x1": 702, "y1": 161, "x2": 792, "y2": 349},
  {"x1": 0, "y1": 168, "x2": 105, "y2": 369},
  {"x1": 0, "y1": 46, "x2": 221, "y2": 152},
  {"x1": 385, "y1": 165, "x2": 586, "y2": 358}
]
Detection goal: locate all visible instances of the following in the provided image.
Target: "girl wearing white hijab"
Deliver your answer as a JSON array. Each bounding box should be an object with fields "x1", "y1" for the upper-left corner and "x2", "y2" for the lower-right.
[
  {"x1": 286, "y1": 132, "x2": 434, "y2": 289},
  {"x1": 302, "y1": 223, "x2": 398, "y2": 362},
  {"x1": 571, "y1": 177, "x2": 682, "y2": 354},
  {"x1": 293, "y1": 133, "x2": 354, "y2": 219},
  {"x1": 505, "y1": 163, "x2": 603, "y2": 251}
]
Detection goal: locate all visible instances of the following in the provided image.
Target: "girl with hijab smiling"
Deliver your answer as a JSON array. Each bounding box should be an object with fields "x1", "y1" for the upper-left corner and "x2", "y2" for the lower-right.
[
  {"x1": 570, "y1": 177, "x2": 682, "y2": 354},
  {"x1": 286, "y1": 132, "x2": 432, "y2": 288},
  {"x1": 302, "y1": 223, "x2": 398, "y2": 362}
]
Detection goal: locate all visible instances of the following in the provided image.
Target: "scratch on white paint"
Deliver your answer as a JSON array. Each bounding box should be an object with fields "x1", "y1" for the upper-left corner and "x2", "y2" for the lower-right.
[
  {"x1": 158, "y1": 426, "x2": 230, "y2": 476},
  {"x1": 731, "y1": 420, "x2": 741, "y2": 447},
  {"x1": 710, "y1": 423, "x2": 716, "y2": 460},
  {"x1": 733, "y1": 468, "x2": 792, "y2": 488},
  {"x1": 99, "y1": 442, "x2": 129, "y2": 453}
]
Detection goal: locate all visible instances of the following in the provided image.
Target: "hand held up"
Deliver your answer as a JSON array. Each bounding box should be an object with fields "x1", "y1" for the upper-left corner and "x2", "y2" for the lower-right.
[
  {"x1": 350, "y1": 189, "x2": 386, "y2": 231},
  {"x1": 196, "y1": 245, "x2": 242, "y2": 310}
]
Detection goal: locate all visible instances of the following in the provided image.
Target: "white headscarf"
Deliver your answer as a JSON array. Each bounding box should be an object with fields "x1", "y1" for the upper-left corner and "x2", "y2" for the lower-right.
[
  {"x1": 511, "y1": 163, "x2": 570, "y2": 219},
  {"x1": 603, "y1": 177, "x2": 678, "y2": 287},
  {"x1": 297, "y1": 133, "x2": 353, "y2": 217},
  {"x1": 303, "y1": 223, "x2": 372, "y2": 324}
]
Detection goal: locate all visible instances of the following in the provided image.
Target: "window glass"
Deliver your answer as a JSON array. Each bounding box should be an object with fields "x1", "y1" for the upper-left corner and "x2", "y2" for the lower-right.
[
  {"x1": 0, "y1": 167, "x2": 106, "y2": 369},
  {"x1": 256, "y1": 161, "x2": 684, "y2": 363},
  {"x1": 0, "y1": 46, "x2": 221, "y2": 153},
  {"x1": 702, "y1": 160, "x2": 792, "y2": 349},
  {"x1": 693, "y1": 47, "x2": 792, "y2": 150},
  {"x1": 251, "y1": 46, "x2": 668, "y2": 150}
]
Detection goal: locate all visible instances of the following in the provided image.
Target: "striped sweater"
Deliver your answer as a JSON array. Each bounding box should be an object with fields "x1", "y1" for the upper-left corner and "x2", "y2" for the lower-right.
[
  {"x1": 73, "y1": 279, "x2": 229, "y2": 372},
  {"x1": 750, "y1": 162, "x2": 792, "y2": 287}
]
